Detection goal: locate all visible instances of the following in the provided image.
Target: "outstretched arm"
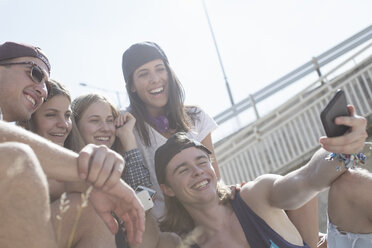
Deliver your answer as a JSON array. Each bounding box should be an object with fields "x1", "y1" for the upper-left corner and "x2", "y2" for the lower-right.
[{"x1": 269, "y1": 105, "x2": 367, "y2": 210}]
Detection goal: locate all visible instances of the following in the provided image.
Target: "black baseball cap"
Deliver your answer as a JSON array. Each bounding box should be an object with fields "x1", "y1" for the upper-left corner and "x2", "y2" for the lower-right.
[
  {"x1": 155, "y1": 132, "x2": 211, "y2": 185},
  {"x1": 0, "y1": 41, "x2": 51, "y2": 74}
]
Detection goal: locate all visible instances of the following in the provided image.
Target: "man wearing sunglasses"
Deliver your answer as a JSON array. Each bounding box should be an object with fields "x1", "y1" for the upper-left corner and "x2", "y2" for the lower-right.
[{"x1": 0, "y1": 42, "x2": 145, "y2": 247}]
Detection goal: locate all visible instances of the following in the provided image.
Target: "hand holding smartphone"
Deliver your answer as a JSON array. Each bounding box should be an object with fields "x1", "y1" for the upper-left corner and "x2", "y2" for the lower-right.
[{"x1": 320, "y1": 89, "x2": 350, "y2": 137}]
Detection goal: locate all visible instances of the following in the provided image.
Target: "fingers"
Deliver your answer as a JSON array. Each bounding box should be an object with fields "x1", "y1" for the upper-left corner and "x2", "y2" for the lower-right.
[
  {"x1": 319, "y1": 107, "x2": 367, "y2": 154},
  {"x1": 122, "y1": 213, "x2": 135, "y2": 245},
  {"x1": 115, "y1": 113, "x2": 126, "y2": 127},
  {"x1": 98, "y1": 210, "x2": 119, "y2": 235},
  {"x1": 79, "y1": 144, "x2": 124, "y2": 190},
  {"x1": 113, "y1": 186, "x2": 145, "y2": 246},
  {"x1": 102, "y1": 160, "x2": 125, "y2": 191},
  {"x1": 78, "y1": 144, "x2": 95, "y2": 179},
  {"x1": 347, "y1": 105, "x2": 355, "y2": 116}
]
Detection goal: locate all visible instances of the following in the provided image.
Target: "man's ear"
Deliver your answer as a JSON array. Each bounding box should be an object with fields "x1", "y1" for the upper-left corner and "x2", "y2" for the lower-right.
[{"x1": 160, "y1": 183, "x2": 176, "y2": 197}]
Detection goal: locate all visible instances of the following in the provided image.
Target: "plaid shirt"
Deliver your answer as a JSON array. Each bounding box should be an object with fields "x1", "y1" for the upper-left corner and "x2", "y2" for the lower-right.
[{"x1": 122, "y1": 148, "x2": 152, "y2": 189}]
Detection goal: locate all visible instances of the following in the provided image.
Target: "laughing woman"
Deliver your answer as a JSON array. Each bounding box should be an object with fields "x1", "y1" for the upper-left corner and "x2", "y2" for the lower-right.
[
  {"x1": 122, "y1": 42, "x2": 220, "y2": 222},
  {"x1": 65, "y1": 93, "x2": 152, "y2": 191}
]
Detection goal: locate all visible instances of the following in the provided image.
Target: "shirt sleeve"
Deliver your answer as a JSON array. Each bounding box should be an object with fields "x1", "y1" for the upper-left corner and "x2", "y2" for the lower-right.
[
  {"x1": 192, "y1": 106, "x2": 218, "y2": 142},
  {"x1": 122, "y1": 148, "x2": 152, "y2": 189}
]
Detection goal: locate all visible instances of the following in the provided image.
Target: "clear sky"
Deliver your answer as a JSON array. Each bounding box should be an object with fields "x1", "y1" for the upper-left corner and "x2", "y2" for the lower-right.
[{"x1": 1, "y1": 0, "x2": 371, "y2": 140}]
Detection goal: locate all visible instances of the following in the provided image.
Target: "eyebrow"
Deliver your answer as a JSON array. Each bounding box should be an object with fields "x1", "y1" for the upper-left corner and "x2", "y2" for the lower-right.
[
  {"x1": 45, "y1": 108, "x2": 71, "y2": 112},
  {"x1": 135, "y1": 63, "x2": 165, "y2": 75},
  {"x1": 172, "y1": 154, "x2": 208, "y2": 175}
]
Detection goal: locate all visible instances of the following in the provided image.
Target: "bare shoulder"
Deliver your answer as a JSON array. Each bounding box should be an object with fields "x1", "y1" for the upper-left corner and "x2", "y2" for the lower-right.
[{"x1": 240, "y1": 174, "x2": 283, "y2": 207}]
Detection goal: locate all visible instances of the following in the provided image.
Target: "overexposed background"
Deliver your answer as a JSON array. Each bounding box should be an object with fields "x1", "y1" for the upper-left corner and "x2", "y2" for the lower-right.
[{"x1": 1, "y1": 0, "x2": 371, "y2": 140}]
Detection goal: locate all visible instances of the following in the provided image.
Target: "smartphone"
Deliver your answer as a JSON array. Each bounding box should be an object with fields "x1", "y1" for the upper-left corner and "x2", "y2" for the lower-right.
[
  {"x1": 320, "y1": 89, "x2": 350, "y2": 137},
  {"x1": 135, "y1": 186, "x2": 156, "y2": 211},
  {"x1": 135, "y1": 186, "x2": 157, "y2": 201}
]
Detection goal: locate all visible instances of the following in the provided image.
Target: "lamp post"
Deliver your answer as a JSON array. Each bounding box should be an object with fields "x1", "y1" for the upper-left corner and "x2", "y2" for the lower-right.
[
  {"x1": 201, "y1": 0, "x2": 235, "y2": 106},
  {"x1": 79, "y1": 82, "x2": 123, "y2": 109}
]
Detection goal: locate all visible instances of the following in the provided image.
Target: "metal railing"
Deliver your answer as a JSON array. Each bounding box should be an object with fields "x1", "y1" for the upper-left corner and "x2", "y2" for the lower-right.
[
  {"x1": 214, "y1": 25, "x2": 372, "y2": 125},
  {"x1": 216, "y1": 52, "x2": 372, "y2": 184}
]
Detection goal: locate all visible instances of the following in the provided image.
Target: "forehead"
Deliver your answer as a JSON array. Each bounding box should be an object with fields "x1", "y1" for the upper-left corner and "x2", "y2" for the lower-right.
[
  {"x1": 167, "y1": 147, "x2": 209, "y2": 170},
  {"x1": 82, "y1": 100, "x2": 112, "y2": 117},
  {"x1": 38, "y1": 95, "x2": 71, "y2": 111},
  {"x1": 134, "y1": 59, "x2": 165, "y2": 72},
  {"x1": 9, "y1": 56, "x2": 50, "y2": 76}
]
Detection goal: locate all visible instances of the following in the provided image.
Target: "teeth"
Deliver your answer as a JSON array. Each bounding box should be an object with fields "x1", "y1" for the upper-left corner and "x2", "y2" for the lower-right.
[
  {"x1": 150, "y1": 87, "x2": 163, "y2": 94},
  {"x1": 194, "y1": 180, "x2": 208, "y2": 189},
  {"x1": 25, "y1": 95, "x2": 36, "y2": 106},
  {"x1": 51, "y1": 133, "x2": 65, "y2": 137},
  {"x1": 96, "y1": 136, "x2": 109, "y2": 141}
]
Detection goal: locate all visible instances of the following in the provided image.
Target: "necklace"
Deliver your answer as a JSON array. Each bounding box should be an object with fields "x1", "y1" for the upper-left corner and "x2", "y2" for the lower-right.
[{"x1": 148, "y1": 114, "x2": 169, "y2": 133}]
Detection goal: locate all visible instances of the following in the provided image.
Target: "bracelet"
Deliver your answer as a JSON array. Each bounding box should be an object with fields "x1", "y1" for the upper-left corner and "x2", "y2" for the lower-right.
[
  {"x1": 325, "y1": 153, "x2": 366, "y2": 171},
  {"x1": 325, "y1": 142, "x2": 371, "y2": 171}
]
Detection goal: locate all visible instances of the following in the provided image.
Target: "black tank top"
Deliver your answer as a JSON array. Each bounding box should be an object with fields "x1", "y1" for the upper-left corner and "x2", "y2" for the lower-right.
[{"x1": 191, "y1": 192, "x2": 310, "y2": 248}]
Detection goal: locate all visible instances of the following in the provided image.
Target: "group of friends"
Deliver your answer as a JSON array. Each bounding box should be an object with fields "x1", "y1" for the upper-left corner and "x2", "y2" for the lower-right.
[{"x1": 0, "y1": 40, "x2": 371, "y2": 248}]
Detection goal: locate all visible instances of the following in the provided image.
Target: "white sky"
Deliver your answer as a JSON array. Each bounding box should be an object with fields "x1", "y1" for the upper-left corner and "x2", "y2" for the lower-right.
[{"x1": 1, "y1": 0, "x2": 371, "y2": 140}]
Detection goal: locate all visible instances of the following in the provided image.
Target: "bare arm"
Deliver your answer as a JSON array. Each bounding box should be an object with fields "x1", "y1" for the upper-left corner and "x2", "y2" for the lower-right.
[
  {"x1": 286, "y1": 197, "x2": 319, "y2": 248},
  {"x1": 201, "y1": 133, "x2": 221, "y2": 179},
  {"x1": 269, "y1": 106, "x2": 367, "y2": 210},
  {"x1": 115, "y1": 112, "x2": 152, "y2": 189},
  {"x1": 0, "y1": 121, "x2": 145, "y2": 245},
  {"x1": 1, "y1": 121, "x2": 80, "y2": 181}
]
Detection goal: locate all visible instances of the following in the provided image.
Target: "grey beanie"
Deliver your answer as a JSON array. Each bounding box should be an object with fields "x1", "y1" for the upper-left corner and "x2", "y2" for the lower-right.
[{"x1": 122, "y1": 41, "x2": 168, "y2": 84}]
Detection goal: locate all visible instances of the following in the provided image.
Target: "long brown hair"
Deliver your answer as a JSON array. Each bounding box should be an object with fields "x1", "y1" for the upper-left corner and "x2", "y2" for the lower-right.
[
  {"x1": 159, "y1": 181, "x2": 231, "y2": 236},
  {"x1": 64, "y1": 93, "x2": 121, "y2": 153},
  {"x1": 126, "y1": 61, "x2": 199, "y2": 146}
]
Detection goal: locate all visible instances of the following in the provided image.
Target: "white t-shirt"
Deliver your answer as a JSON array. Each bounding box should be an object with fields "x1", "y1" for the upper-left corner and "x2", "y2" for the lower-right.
[{"x1": 133, "y1": 106, "x2": 218, "y2": 220}]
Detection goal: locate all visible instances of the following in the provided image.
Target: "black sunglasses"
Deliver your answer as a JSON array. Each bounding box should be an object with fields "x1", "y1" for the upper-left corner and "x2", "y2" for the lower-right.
[{"x1": 0, "y1": 61, "x2": 51, "y2": 95}]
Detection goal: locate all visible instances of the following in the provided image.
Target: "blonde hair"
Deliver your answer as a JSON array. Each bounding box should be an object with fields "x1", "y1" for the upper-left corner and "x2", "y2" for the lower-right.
[{"x1": 64, "y1": 93, "x2": 121, "y2": 152}]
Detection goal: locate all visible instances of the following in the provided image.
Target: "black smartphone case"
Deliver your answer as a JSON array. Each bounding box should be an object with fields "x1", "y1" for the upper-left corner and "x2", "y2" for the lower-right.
[{"x1": 320, "y1": 90, "x2": 350, "y2": 137}]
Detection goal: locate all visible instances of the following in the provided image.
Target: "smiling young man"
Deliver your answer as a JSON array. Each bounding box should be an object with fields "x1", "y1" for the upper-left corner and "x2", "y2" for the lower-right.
[
  {"x1": 155, "y1": 117, "x2": 367, "y2": 248},
  {"x1": 0, "y1": 42, "x2": 145, "y2": 247}
]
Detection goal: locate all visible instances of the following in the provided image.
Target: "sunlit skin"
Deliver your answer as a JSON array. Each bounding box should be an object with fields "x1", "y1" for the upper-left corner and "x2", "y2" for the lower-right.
[
  {"x1": 77, "y1": 101, "x2": 116, "y2": 148},
  {"x1": 32, "y1": 95, "x2": 72, "y2": 146},
  {"x1": 0, "y1": 57, "x2": 49, "y2": 122},
  {"x1": 161, "y1": 147, "x2": 218, "y2": 206},
  {"x1": 131, "y1": 59, "x2": 169, "y2": 117}
]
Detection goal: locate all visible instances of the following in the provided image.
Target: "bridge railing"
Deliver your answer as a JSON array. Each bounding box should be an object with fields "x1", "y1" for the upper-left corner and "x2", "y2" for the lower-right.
[
  {"x1": 213, "y1": 25, "x2": 372, "y2": 141},
  {"x1": 216, "y1": 48, "x2": 372, "y2": 184}
]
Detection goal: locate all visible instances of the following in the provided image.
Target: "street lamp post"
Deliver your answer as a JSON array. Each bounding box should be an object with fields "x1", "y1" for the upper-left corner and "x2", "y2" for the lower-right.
[{"x1": 79, "y1": 82, "x2": 123, "y2": 109}]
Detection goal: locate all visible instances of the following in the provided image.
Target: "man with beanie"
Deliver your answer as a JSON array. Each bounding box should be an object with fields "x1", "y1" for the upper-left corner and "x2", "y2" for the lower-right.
[{"x1": 0, "y1": 42, "x2": 145, "y2": 247}]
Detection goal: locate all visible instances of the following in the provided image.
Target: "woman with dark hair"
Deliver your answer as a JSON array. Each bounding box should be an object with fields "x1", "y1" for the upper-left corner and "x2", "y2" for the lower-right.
[{"x1": 122, "y1": 41, "x2": 220, "y2": 222}]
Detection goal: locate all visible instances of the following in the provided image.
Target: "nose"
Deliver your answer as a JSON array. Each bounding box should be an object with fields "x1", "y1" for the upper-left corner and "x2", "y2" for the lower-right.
[
  {"x1": 191, "y1": 165, "x2": 204, "y2": 177},
  {"x1": 149, "y1": 71, "x2": 161, "y2": 84},
  {"x1": 100, "y1": 121, "x2": 111, "y2": 131},
  {"x1": 34, "y1": 82, "x2": 48, "y2": 99},
  {"x1": 56, "y1": 117, "x2": 70, "y2": 129}
]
